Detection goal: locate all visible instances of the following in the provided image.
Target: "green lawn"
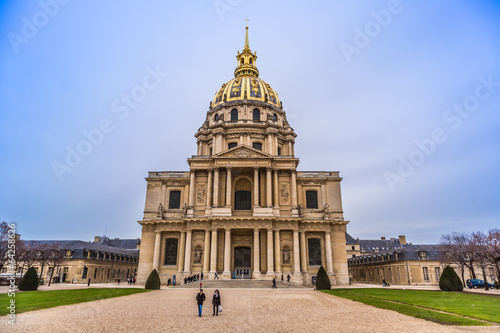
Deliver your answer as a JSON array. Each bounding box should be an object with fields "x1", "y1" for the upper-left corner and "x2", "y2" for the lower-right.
[
  {"x1": 322, "y1": 289, "x2": 500, "y2": 326},
  {"x1": 1, "y1": 288, "x2": 150, "y2": 315}
]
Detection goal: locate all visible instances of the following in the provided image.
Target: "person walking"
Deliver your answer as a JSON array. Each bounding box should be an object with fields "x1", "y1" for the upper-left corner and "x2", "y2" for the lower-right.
[
  {"x1": 196, "y1": 289, "x2": 206, "y2": 317},
  {"x1": 287, "y1": 274, "x2": 290, "y2": 283},
  {"x1": 214, "y1": 272, "x2": 219, "y2": 279},
  {"x1": 212, "y1": 289, "x2": 221, "y2": 316},
  {"x1": 272, "y1": 277, "x2": 277, "y2": 289}
]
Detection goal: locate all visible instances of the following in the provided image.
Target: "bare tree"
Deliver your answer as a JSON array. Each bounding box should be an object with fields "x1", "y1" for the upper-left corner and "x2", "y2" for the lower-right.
[
  {"x1": 0, "y1": 221, "x2": 11, "y2": 271},
  {"x1": 486, "y1": 229, "x2": 500, "y2": 285},
  {"x1": 35, "y1": 243, "x2": 52, "y2": 282},
  {"x1": 20, "y1": 240, "x2": 39, "y2": 270},
  {"x1": 441, "y1": 232, "x2": 469, "y2": 286},
  {"x1": 471, "y1": 231, "x2": 490, "y2": 290},
  {"x1": 46, "y1": 244, "x2": 65, "y2": 286}
]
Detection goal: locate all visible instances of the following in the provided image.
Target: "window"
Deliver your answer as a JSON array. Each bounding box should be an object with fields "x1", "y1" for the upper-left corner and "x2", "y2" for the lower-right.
[
  {"x1": 273, "y1": 113, "x2": 277, "y2": 121},
  {"x1": 422, "y1": 267, "x2": 429, "y2": 282},
  {"x1": 253, "y1": 109, "x2": 260, "y2": 121},
  {"x1": 235, "y1": 191, "x2": 251, "y2": 210},
  {"x1": 209, "y1": 148, "x2": 212, "y2": 156},
  {"x1": 351, "y1": 246, "x2": 355, "y2": 251},
  {"x1": 82, "y1": 266, "x2": 88, "y2": 279},
  {"x1": 94, "y1": 268, "x2": 98, "y2": 279},
  {"x1": 228, "y1": 142, "x2": 237, "y2": 149},
  {"x1": 164, "y1": 238, "x2": 178, "y2": 265},
  {"x1": 231, "y1": 109, "x2": 238, "y2": 121},
  {"x1": 214, "y1": 114, "x2": 219, "y2": 122},
  {"x1": 305, "y1": 190, "x2": 318, "y2": 209},
  {"x1": 308, "y1": 238, "x2": 321, "y2": 266},
  {"x1": 435, "y1": 267, "x2": 441, "y2": 282},
  {"x1": 252, "y1": 142, "x2": 262, "y2": 151},
  {"x1": 107, "y1": 268, "x2": 110, "y2": 279},
  {"x1": 418, "y1": 251, "x2": 427, "y2": 260},
  {"x1": 65, "y1": 250, "x2": 73, "y2": 259},
  {"x1": 277, "y1": 147, "x2": 281, "y2": 156},
  {"x1": 168, "y1": 190, "x2": 181, "y2": 209}
]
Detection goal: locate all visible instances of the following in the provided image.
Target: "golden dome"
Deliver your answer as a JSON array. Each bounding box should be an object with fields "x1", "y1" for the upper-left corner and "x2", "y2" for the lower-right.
[
  {"x1": 212, "y1": 76, "x2": 280, "y2": 108},
  {"x1": 211, "y1": 25, "x2": 281, "y2": 108}
]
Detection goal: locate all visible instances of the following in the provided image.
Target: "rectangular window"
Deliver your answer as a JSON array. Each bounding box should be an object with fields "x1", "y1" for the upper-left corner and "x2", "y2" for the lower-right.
[
  {"x1": 435, "y1": 267, "x2": 441, "y2": 282},
  {"x1": 422, "y1": 267, "x2": 429, "y2": 282},
  {"x1": 252, "y1": 142, "x2": 262, "y2": 151},
  {"x1": 305, "y1": 190, "x2": 318, "y2": 209},
  {"x1": 94, "y1": 268, "x2": 98, "y2": 279},
  {"x1": 228, "y1": 142, "x2": 237, "y2": 149},
  {"x1": 308, "y1": 238, "x2": 321, "y2": 266},
  {"x1": 169, "y1": 190, "x2": 181, "y2": 209},
  {"x1": 164, "y1": 238, "x2": 179, "y2": 265},
  {"x1": 82, "y1": 266, "x2": 88, "y2": 279}
]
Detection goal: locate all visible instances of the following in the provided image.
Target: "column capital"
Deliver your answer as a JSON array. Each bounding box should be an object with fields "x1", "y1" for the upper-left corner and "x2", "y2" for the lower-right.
[
  {"x1": 253, "y1": 227, "x2": 261, "y2": 232},
  {"x1": 226, "y1": 166, "x2": 232, "y2": 171},
  {"x1": 214, "y1": 166, "x2": 220, "y2": 171},
  {"x1": 266, "y1": 166, "x2": 272, "y2": 171},
  {"x1": 253, "y1": 166, "x2": 260, "y2": 171},
  {"x1": 225, "y1": 227, "x2": 231, "y2": 232}
]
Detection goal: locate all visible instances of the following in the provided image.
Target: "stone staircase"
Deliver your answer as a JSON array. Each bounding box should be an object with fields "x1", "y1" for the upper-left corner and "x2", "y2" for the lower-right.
[{"x1": 173, "y1": 279, "x2": 309, "y2": 289}]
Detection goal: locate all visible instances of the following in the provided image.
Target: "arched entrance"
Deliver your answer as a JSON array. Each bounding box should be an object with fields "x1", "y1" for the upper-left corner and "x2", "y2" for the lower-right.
[{"x1": 234, "y1": 247, "x2": 251, "y2": 279}]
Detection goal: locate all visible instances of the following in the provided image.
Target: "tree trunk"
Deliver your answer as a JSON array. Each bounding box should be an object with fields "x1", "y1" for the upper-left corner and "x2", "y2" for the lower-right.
[
  {"x1": 482, "y1": 266, "x2": 489, "y2": 291},
  {"x1": 461, "y1": 266, "x2": 465, "y2": 287},
  {"x1": 470, "y1": 265, "x2": 477, "y2": 279}
]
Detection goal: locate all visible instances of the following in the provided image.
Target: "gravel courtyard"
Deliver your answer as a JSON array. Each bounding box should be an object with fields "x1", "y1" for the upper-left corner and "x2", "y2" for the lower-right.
[{"x1": 2, "y1": 288, "x2": 498, "y2": 333}]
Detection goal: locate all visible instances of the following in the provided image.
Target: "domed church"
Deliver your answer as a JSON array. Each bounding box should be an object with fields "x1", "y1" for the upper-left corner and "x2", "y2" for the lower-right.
[{"x1": 137, "y1": 25, "x2": 349, "y2": 286}]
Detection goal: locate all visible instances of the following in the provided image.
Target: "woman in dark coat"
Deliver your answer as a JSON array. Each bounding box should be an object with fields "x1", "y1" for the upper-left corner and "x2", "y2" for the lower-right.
[{"x1": 212, "y1": 289, "x2": 221, "y2": 316}]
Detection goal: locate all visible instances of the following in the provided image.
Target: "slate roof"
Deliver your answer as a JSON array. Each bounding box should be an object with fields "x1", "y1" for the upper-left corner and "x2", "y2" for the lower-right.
[
  {"x1": 348, "y1": 244, "x2": 443, "y2": 265},
  {"x1": 345, "y1": 233, "x2": 358, "y2": 245},
  {"x1": 359, "y1": 238, "x2": 407, "y2": 253},
  {"x1": 95, "y1": 236, "x2": 139, "y2": 249},
  {"x1": 27, "y1": 240, "x2": 139, "y2": 259}
]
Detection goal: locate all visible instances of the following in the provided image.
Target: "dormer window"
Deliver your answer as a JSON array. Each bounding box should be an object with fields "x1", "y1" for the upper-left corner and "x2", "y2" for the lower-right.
[{"x1": 418, "y1": 251, "x2": 427, "y2": 260}]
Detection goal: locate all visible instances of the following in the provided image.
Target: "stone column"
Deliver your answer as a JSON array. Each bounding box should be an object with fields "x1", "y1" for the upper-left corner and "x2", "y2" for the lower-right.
[
  {"x1": 266, "y1": 229, "x2": 274, "y2": 275},
  {"x1": 293, "y1": 230, "x2": 300, "y2": 274},
  {"x1": 288, "y1": 141, "x2": 292, "y2": 155},
  {"x1": 213, "y1": 168, "x2": 219, "y2": 207},
  {"x1": 300, "y1": 231, "x2": 307, "y2": 273},
  {"x1": 178, "y1": 231, "x2": 186, "y2": 273},
  {"x1": 183, "y1": 230, "x2": 192, "y2": 273},
  {"x1": 266, "y1": 167, "x2": 272, "y2": 207},
  {"x1": 188, "y1": 170, "x2": 196, "y2": 207},
  {"x1": 274, "y1": 229, "x2": 281, "y2": 274},
  {"x1": 253, "y1": 167, "x2": 259, "y2": 207},
  {"x1": 225, "y1": 167, "x2": 232, "y2": 208},
  {"x1": 325, "y1": 231, "x2": 334, "y2": 275},
  {"x1": 206, "y1": 169, "x2": 213, "y2": 208},
  {"x1": 273, "y1": 169, "x2": 279, "y2": 207},
  {"x1": 223, "y1": 228, "x2": 231, "y2": 276},
  {"x1": 332, "y1": 226, "x2": 349, "y2": 284},
  {"x1": 291, "y1": 170, "x2": 297, "y2": 207},
  {"x1": 152, "y1": 231, "x2": 162, "y2": 271},
  {"x1": 203, "y1": 229, "x2": 211, "y2": 274},
  {"x1": 253, "y1": 228, "x2": 260, "y2": 276},
  {"x1": 209, "y1": 229, "x2": 218, "y2": 274}
]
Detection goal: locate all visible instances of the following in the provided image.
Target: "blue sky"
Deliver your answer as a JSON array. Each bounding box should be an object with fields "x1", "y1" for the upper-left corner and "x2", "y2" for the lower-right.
[{"x1": 0, "y1": 0, "x2": 499, "y2": 244}]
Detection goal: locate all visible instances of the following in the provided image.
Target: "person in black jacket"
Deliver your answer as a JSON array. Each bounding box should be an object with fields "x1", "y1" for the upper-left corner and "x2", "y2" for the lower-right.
[
  {"x1": 196, "y1": 289, "x2": 206, "y2": 317},
  {"x1": 212, "y1": 289, "x2": 221, "y2": 316}
]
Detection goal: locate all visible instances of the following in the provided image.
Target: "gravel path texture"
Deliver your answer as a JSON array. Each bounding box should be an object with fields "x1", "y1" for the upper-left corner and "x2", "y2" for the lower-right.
[{"x1": 2, "y1": 288, "x2": 498, "y2": 333}]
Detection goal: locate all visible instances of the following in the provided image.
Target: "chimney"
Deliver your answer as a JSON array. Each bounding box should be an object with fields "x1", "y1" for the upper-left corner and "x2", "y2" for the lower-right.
[
  {"x1": 399, "y1": 235, "x2": 407, "y2": 245},
  {"x1": 381, "y1": 237, "x2": 386, "y2": 240},
  {"x1": 94, "y1": 236, "x2": 100, "y2": 243}
]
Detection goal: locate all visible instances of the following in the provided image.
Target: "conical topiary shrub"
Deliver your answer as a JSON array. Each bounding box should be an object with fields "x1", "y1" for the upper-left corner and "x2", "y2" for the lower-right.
[
  {"x1": 316, "y1": 265, "x2": 331, "y2": 290},
  {"x1": 19, "y1": 267, "x2": 39, "y2": 291},
  {"x1": 145, "y1": 269, "x2": 161, "y2": 289},
  {"x1": 439, "y1": 265, "x2": 463, "y2": 291}
]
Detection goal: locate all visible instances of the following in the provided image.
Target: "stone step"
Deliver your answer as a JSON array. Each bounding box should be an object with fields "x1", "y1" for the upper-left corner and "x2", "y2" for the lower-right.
[{"x1": 172, "y1": 279, "x2": 309, "y2": 289}]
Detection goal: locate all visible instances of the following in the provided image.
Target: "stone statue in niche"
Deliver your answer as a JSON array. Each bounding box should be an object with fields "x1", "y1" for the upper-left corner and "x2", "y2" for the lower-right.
[
  {"x1": 157, "y1": 203, "x2": 163, "y2": 218},
  {"x1": 282, "y1": 248, "x2": 290, "y2": 264},
  {"x1": 323, "y1": 203, "x2": 330, "y2": 220},
  {"x1": 280, "y1": 185, "x2": 289, "y2": 205},
  {"x1": 197, "y1": 184, "x2": 206, "y2": 204},
  {"x1": 297, "y1": 203, "x2": 303, "y2": 217},
  {"x1": 182, "y1": 203, "x2": 188, "y2": 217},
  {"x1": 193, "y1": 247, "x2": 202, "y2": 264}
]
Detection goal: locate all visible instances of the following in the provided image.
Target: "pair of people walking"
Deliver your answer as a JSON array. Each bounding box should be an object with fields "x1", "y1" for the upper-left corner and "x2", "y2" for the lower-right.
[{"x1": 196, "y1": 289, "x2": 222, "y2": 317}]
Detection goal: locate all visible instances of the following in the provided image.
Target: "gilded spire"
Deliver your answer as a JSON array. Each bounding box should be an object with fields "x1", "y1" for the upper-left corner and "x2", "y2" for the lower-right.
[{"x1": 235, "y1": 21, "x2": 259, "y2": 78}]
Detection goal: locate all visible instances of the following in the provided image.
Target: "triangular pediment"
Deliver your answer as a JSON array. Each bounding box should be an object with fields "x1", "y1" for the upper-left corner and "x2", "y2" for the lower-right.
[{"x1": 214, "y1": 145, "x2": 271, "y2": 159}]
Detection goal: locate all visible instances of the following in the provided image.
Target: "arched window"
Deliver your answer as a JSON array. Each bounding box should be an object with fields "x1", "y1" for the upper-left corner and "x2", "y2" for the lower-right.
[
  {"x1": 168, "y1": 190, "x2": 181, "y2": 209},
  {"x1": 277, "y1": 147, "x2": 282, "y2": 156},
  {"x1": 253, "y1": 109, "x2": 260, "y2": 121},
  {"x1": 214, "y1": 114, "x2": 219, "y2": 122},
  {"x1": 305, "y1": 190, "x2": 318, "y2": 209},
  {"x1": 231, "y1": 109, "x2": 238, "y2": 121},
  {"x1": 234, "y1": 178, "x2": 252, "y2": 210},
  {"x1": 252, "y1": 142, "x2": 262, "y2": 151},
  {"x1": 273, "y1": 113, "x2": 278, "y2": 121},
  {"x1": 228, "y1": 142, "x2": 237, "y2": 149}
]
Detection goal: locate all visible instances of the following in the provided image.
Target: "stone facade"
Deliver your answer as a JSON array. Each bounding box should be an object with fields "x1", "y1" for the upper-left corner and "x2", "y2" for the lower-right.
[{"x1": 137, "y1": 26, "x2": 349, "y2": 286}]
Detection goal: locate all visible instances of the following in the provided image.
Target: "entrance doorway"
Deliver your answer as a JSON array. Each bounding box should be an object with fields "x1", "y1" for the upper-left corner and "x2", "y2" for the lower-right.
[{"x1": 234, "y1": 247, "x2": 251, "y2": 279}]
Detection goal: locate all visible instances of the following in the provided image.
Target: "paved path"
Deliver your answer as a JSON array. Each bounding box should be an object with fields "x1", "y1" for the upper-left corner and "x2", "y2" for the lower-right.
[{"x1": 1, "y1": 288, "x2": 498, "y2": 332}]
